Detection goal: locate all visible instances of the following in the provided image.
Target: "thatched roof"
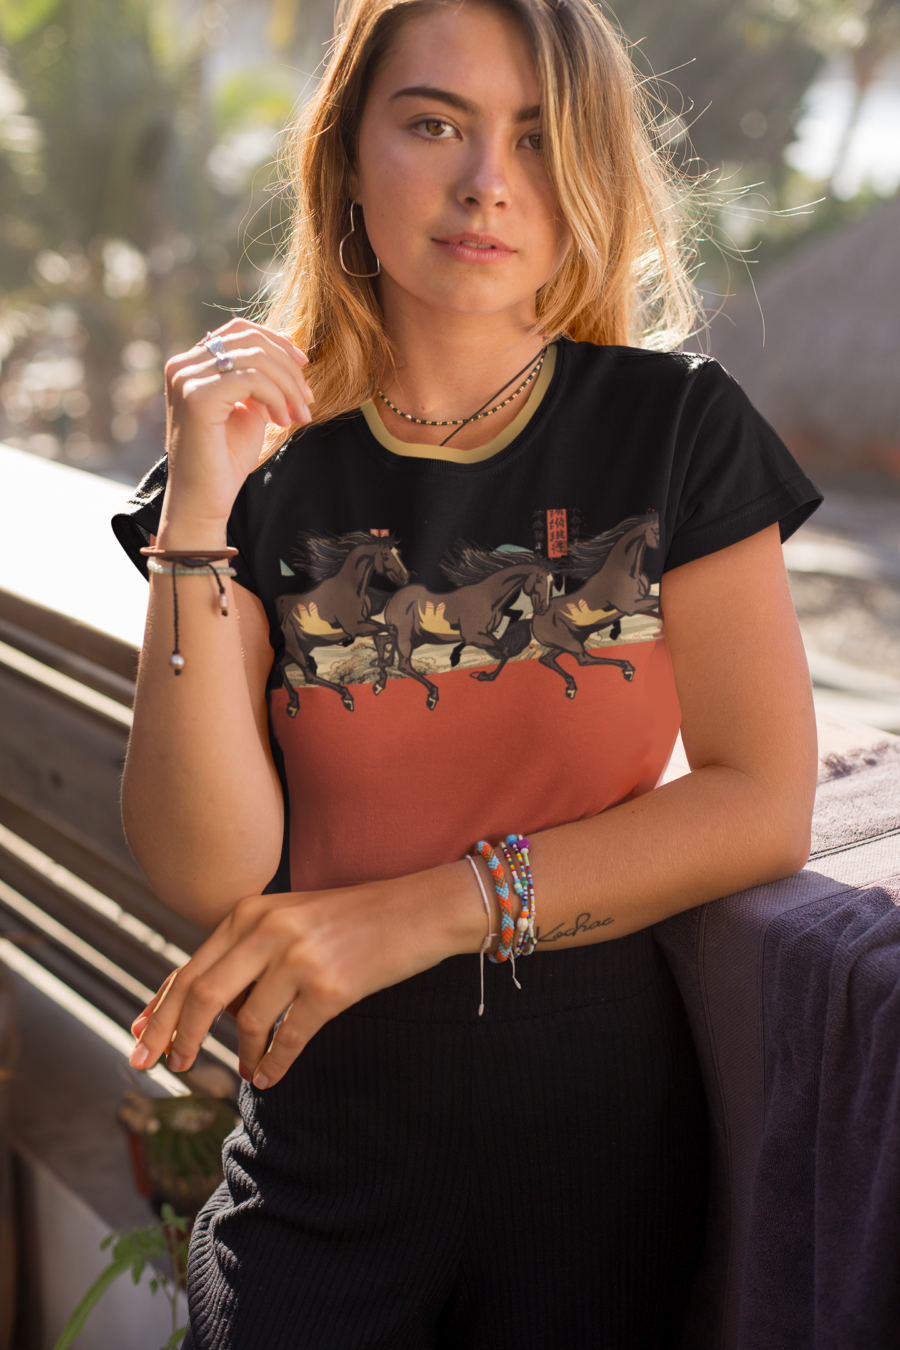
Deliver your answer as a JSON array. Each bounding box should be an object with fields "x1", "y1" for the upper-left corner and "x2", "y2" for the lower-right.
[{"x1": 703, "y1": 197, "x2": 900, "y2": 471}]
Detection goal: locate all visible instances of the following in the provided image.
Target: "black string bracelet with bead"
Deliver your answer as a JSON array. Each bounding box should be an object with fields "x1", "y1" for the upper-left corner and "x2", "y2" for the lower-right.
[{"x1": 140, "y1": 547, "x2": 238, "y2": 675}]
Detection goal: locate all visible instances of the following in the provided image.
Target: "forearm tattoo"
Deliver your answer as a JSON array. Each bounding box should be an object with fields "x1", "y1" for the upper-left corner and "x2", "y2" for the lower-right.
[{"x1": 535, "y1": 913, "x2": 615, "y2": 944}]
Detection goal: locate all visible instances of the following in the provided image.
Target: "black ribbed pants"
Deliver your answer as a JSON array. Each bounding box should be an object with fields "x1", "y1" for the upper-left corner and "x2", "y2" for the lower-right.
[{"x1": 184, "y1": 933, "x2": 708, "y2": 1349}]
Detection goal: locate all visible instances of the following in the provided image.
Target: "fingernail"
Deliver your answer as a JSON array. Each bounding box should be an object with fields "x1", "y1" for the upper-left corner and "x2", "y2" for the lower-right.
[
  {"x1": 130, "y1": 1045, "x2": 151, "y2": 1069},
  {"x1": 253, "y1": 1072, "x2": 269, "y2": 1090},
  {"x1": 131, "y1": 1015, "x2": 149, "y2": 1034},
  {"x1": 239, "y1": 1062, "x2": 251, "y2": 1083},
  {"x1": 167, "y1": 1052, "x2": 187, "y2": 1072}
]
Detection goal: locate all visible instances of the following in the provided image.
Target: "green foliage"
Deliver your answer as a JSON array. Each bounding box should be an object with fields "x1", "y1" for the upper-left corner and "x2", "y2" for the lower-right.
[
  {"x1": 0, "y1": 0, "x2": 60, "y2": 43},
  {"x1": 0, "y1": 0, "x2": 240, "y2": 469},
  {"x1": 612, "y1": 0, "x2": 823, "y2": 178},
  {"x1": 214, "y1": 67, "x2": 297, "y2": 139},
  {"x1": 51, "y1": 1203, "x2": 188, "y2": 1350},
  {"x1": 0, "y1": 0, "x2": 197, "y2": 253},
  {"x1": 608, "y1": 0, "x2": 900, "y2": 300}
]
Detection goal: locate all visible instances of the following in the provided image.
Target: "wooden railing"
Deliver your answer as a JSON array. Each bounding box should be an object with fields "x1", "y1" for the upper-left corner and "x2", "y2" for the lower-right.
[{"x1": 0, "y1": 444, "x2": 237, "y2": 1090}]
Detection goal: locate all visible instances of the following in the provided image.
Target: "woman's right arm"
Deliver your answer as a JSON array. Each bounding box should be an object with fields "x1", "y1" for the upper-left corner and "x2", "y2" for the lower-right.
[{"x1": 121, "y1": 320, "x2": 313, "y2": 927}]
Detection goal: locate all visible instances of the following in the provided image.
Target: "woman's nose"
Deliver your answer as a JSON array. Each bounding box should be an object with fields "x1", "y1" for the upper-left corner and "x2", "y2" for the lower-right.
[{"x1": 457, "y1": 137, "x2": 511, "y2": 210}]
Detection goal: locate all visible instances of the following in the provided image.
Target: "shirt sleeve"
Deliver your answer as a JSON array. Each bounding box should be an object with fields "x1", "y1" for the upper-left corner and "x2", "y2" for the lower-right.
[
  {"x1": 110, "y1": 455, "x2": 261, "y2": 596},
  {"x1": 664, "y1": 359, "x2": 822, "y2": 572},
  {"x1": 110, "y1": 454, "x2": 167, "y2": 578}
]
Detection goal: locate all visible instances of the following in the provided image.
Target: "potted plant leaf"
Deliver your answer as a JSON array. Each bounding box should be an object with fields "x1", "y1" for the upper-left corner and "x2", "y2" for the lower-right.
[{"x1": 52, "y1": 1203, "x2": 189, "y2": 1350}]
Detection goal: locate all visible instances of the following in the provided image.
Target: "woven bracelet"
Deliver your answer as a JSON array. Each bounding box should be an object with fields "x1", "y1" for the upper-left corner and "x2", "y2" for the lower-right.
[
  {"x1": 139, "y1": 546, "x2": 239, "y2": 675},
  {"x1": 147, "y1": 559, "x2": 236, "y2": 578},
  {"x1": 475, "y1": 840, "x2": 515, "y2": 964}
]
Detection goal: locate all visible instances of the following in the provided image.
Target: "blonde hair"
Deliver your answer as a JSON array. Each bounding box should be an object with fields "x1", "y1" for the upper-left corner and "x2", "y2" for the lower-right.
[{"x1": 260, "y1": 0, "x2": 697, "y2": 451}]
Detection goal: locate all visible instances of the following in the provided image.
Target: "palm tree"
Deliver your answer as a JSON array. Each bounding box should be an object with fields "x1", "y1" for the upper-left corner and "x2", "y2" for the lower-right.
[{"x1": 0, "y1": 0, "x2": 223, "y2": 468}]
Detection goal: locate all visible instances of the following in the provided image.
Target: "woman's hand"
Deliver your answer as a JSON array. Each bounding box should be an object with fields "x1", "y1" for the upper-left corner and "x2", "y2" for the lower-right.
[
  {"x1": 128, "y1": 862, "x2": 486, "y2": 1089},
  {"x1": 160, "y1": 318, "x2": 314, "y2": 543}
]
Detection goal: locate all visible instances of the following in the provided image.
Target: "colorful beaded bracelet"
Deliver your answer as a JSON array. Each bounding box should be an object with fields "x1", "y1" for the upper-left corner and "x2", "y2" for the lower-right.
[
  {"x1": 502, "y1": 834, "x2": 536, "y2": 957},
  {"x1": 475, "y1": 840, "x2": 514, "y2": 963}
]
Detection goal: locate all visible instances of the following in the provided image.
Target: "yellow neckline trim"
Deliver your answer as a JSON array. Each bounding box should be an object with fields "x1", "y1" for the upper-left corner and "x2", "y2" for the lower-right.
[{"x1": 361, "y1": 343, "x2": 557, "y2": 464}]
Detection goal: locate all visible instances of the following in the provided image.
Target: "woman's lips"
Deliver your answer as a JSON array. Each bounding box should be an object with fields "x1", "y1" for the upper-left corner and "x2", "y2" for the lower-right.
[{"x1": 433, "y1": 234, "x2": 516, "y2": 264}]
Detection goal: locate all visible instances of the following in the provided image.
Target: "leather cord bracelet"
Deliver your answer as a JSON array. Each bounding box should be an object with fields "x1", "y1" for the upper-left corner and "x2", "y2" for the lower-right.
[{"x1": 140, "y1": 547, "x2": 239, "y2": 675}]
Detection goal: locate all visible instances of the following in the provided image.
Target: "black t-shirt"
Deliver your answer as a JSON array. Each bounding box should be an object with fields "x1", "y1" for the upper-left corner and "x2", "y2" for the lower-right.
[{"x1": 114, "y1": 338, "x2": 821, "y2": 892}]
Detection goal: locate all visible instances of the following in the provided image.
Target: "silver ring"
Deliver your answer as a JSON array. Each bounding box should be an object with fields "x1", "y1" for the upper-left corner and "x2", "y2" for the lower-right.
[{"x1": 202, "y1": 333, "x2": 234, "y2": 373}]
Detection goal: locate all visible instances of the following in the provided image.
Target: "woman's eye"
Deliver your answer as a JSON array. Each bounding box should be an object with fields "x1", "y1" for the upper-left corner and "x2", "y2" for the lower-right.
[
  {"x1": 521, "y1": 131, "x2": 543, "y2": 152},
  {"x1": 417, "y1": 118, "x2": 455, "y2": 139}
]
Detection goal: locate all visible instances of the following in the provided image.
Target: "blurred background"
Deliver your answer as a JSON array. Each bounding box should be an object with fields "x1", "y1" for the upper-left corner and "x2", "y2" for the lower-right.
[
  {"x1": 0, "y1": 0, "x2": 898, "y2": 723},
  {"x1": 1, "y1": 0, "x2": 899, "y2": 479}
]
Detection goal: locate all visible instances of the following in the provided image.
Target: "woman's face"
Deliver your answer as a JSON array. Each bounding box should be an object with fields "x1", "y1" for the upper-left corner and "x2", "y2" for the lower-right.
[{"x1": 354, "y1": 3, "x2": 570, "y2": 326}]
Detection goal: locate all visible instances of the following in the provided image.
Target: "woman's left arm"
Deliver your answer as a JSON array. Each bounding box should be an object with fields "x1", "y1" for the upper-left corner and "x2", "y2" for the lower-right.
[
  {"x1": 130, "y1": 523, "x2": 817, "y2": 1086},
  {"x1": 526, "y1": 520, "x2": 817, "y2": 942}
]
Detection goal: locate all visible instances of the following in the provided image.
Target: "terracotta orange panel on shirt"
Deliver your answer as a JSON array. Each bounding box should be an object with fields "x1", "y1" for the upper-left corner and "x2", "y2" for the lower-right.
[{"x1": 270, "y1": 636, "x2": 681, "y2": 892}]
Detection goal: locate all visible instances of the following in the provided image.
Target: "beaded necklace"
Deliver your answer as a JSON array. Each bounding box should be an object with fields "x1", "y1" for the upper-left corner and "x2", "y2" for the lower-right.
[{"x1": 376, "y1": 347, "x2": 546, "y2": 447}]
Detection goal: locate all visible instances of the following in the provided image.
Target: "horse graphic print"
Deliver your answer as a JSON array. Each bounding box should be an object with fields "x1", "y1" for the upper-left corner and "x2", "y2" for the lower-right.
[{"x1": 276, "y1": 512, "x2": 661, "y2": 712}]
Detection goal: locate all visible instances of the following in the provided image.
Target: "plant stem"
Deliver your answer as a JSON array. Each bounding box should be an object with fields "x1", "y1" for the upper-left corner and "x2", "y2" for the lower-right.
[
  {"x1": 51, "y1": 1260, "x2": 132, "y2": 1350},
  {"x1": 166, "y1": 1221, "x2": 181, "y2": 1337}
]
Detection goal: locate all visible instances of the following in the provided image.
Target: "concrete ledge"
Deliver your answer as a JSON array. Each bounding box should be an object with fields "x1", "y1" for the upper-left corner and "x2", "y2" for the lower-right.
[{"x1": 0, "y1": 444, "x2": 147, "y2": 654}]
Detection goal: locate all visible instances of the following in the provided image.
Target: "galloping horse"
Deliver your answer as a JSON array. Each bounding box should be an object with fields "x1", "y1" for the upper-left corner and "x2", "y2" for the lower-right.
[
  {"x1": 377, "y1": 544, "x2": 552, "y2": 709},
  {"x1": 275, "y1": 531, "x2": 409, "y2": 714},
  {"x1": 528, "y1": 511, "x2": 660, "y2": 699}
]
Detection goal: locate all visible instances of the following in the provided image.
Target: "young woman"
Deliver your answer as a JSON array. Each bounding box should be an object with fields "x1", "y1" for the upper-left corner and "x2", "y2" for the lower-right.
[{"x1": 114, "y1": 0, "x2": 821, "y2": 1343}]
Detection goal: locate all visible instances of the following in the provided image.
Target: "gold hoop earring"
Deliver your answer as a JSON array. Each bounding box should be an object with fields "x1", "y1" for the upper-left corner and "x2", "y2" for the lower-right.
[{"x1": 339, "y1": 203, "x2": 381, "y2": 278}]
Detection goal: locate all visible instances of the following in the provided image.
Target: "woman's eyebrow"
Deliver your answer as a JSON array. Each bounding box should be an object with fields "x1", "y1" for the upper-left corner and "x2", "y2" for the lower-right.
[{"x1": 389, "y1": 85, "x2": 541, "y2": 122}]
